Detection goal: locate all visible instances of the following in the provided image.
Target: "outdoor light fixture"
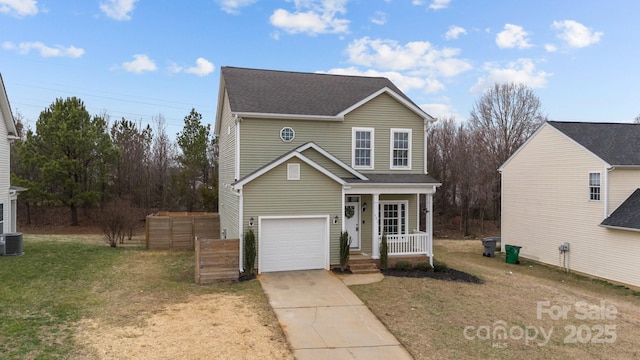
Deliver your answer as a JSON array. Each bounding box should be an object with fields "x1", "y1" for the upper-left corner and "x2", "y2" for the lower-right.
[
  {"x1": 249, "y1": 217, "x2": 255, "y2": 227},
  {"x1": 333, "y1": 215, "x2": 339, "y2": 224},
  {"x1": 362, "y1": 202, "x2": 367, "y2": 212}
]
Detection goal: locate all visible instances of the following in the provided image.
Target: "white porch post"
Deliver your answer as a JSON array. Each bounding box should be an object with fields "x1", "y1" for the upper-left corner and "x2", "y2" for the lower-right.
[
  {"x1": 372, "y1": 193, "x2": 380, "y2": 259},
  {"x1": 428, "y1": 192, "x2": 434, "y2": 267}
]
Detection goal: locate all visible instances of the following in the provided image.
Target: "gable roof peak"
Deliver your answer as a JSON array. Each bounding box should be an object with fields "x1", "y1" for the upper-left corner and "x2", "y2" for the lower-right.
[{"x1": 220, "y1": 66, "x2": 431, "y2": 120}]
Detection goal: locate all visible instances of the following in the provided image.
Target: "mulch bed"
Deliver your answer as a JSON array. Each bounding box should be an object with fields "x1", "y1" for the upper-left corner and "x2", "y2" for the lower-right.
[{"x1": 381, "y1": 268, "x2": 484, "y2": 284}]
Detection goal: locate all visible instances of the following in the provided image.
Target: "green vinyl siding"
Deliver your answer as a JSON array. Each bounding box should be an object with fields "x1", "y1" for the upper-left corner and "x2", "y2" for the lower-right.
[
  {"x1": 240, "y1": 93, "x2": 425, "y2": 177},
  {"x1": 218, "y1": 91, "x2": 240, "y2": 239},
  {"x1": 300, "y1": 148, "x2": 355, "y2": 178},
  {"x1": 242, "y1": 160, "x2": 343, "y2": 264}
]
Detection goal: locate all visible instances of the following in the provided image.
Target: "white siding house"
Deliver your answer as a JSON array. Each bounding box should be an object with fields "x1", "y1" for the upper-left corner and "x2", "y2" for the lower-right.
[
  {"x1": 500, "y1": 121, "x2": 640, "y2": 288},
  {"x1": 0, "y1": 74, "x2": 20, "y2": 234}
]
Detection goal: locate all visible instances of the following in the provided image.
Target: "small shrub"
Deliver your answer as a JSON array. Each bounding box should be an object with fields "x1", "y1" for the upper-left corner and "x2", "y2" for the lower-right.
[
  {"x1": 244, "y1": 229, "x2": 256, "y2": 274},
  {"x1": 395, "y1": 261, "x2": 413, "y2": 271},
  {"x1": 339, "y1": 231, "x2": 351, "y2": 272},
  {"x1": 98, "y1": 197, "x2": 138, "y2": 247},
  {"x1": 414, "y1": 262, "x2": 433, "y2": 272},
  {"x1": 433, "y1": 260, "x2": 449, "y2": 272},
  {"x1": 379, "y1": 233, "x2": 388, "y2": 270}
]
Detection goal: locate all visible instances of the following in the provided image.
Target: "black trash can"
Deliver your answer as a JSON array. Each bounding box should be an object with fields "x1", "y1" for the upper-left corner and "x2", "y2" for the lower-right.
[{"x1": 482, "y1": 237, "x2": 500, "y2": 257}]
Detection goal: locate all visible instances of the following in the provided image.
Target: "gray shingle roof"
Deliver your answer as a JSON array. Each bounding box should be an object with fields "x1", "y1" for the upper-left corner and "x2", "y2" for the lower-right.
[
  {"x1": 601, "y1": 189, "x2": 640, "y2": 230},
  {"x1": 221, "y1": 66, "x2": 419, "y2": 117},
  {"x1": 548, "y1": 121, "x2": 640, "y2": 165},
  {"x1": 345, "y1": 173, "x2": 441, "y2": 185}
]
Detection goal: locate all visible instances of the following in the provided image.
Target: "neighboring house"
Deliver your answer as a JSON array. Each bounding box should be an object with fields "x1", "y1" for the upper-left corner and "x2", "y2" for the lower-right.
[
  {"x1": 214, "y1": 67, "x2": 440, "y2": 273},
  {"x1": 0, "y1": 73, "x2": 21, "y2": 234},
  {"x1": 500, "y1": 120, "x2": 640, "y2": 288}
]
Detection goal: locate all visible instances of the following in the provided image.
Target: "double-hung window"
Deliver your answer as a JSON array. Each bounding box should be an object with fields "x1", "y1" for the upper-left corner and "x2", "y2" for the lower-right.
[
  {"x1": 380, "y1": 202, "x2": 407, "y2": 235},
  {"x1": 589, "y1": 172, "x2": 601, "y2": 201},
  {"x1": 390, "y1": 129, "x2": 411, "y2": 169},
  {"x1": 352, "y1": 128, "x2": 374, "y2": 169},
  {"x1": 0, "y1": 203, "x2": 3, "y2": 233}
]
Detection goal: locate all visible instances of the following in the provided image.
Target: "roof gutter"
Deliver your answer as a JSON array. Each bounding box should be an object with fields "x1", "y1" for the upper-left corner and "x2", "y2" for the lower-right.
[
  {"x1": 599, "y1": 224, "x2": 640, "y2": 233},
  {"x1": 232, "y1": 112, "x2": 343, "y2": 122}
]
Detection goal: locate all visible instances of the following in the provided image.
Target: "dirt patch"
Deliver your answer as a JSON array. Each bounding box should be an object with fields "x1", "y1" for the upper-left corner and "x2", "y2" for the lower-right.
[{"x1": 75, "y1": 293, "x2": 293, "y2": 360}]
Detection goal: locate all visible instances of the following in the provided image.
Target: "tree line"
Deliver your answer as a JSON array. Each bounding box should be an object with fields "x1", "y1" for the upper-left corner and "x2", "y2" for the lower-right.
[
  {"x1": 427, "y1": 83, "x2": 547, "y2": 236},
  {"x1": 10, "y1": 83, "x2": 545, "y2": 235},
  {"x1": 10, "y1": 97, "x2": 218, "y2": 226}
]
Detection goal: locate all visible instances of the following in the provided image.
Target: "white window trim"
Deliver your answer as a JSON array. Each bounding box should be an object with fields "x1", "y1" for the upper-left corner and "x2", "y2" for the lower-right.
[
  {"x1": 589, "y1": 171, "x2": 601, "y2": 201},
  {"x1": 280, "y1": 127, "x2": 295, "y2": 142},
  {"x1": 288, "y1": 163, "x2": 300, "y2": 180},
  {"x1": 390, "y1": 128, "x2": 412, "y2": 170},
  {"x1": 379, "y1": 200, "x2": 409, "y2": 235},
  {"x1": 352, "y1": 127, "x2": 375, "y2": 170}
]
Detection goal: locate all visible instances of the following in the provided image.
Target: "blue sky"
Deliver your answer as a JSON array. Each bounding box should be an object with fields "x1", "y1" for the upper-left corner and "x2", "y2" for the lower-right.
[{"x1": 1, "y1": 0, "x2": 638, "y2": 138}]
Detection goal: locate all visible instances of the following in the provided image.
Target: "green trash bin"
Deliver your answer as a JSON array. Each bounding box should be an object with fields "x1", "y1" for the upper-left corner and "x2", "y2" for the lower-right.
[{"x1": 505, "y1": 245, "x2": 522, "y2": 264}]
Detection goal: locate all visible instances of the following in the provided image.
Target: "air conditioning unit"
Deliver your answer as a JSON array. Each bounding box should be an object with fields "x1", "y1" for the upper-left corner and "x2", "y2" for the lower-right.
[{"x1": 4, "y1": 233, "x2": 23, "y2": 256}]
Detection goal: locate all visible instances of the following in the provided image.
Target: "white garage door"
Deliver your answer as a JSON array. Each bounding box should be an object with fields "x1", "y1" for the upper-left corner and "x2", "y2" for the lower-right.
[{"x1": 259, "y1": 216, "x2": 328, "y2": 273}]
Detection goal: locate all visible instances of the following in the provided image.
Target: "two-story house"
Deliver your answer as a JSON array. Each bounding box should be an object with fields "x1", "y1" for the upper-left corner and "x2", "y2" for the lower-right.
[
  {"x1": 500, "y1": 121, "x2": 640, "y2": 288},
  {"x1": 1, "y1": 73, "x2": 20, "y2": 235},
  {"x1": 215, "y1": 67, "x2": 440, "y2": 273}
]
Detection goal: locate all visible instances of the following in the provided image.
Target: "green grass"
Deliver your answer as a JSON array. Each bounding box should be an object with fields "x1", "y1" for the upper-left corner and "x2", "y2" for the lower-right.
[
  {"x1": 0, "y1": 235, "x2": 275, "y2": 359},
  {"x1": 350, "y1": 240, "x2": 640, "y2": 360},
  {"x1": 0, "y1": 240, "x2": 126, "y2": 358}
]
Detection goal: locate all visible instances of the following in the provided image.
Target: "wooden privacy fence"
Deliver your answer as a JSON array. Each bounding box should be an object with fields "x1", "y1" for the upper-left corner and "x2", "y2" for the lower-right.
[
  {"x1": 195, "y1": 238, "x2": 239, "y2": 283},
  {"x1": 145, "y1": 212, "x2": 220, "y2": 250}
]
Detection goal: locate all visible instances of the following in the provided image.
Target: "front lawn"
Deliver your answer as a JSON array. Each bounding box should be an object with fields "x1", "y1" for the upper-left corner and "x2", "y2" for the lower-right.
[
  {"x1": 350, "y1": 240, "x2": 640, "y2": 360},
  {"x1": 0, "y1": 234, "x2": 290, "y2": 359}
]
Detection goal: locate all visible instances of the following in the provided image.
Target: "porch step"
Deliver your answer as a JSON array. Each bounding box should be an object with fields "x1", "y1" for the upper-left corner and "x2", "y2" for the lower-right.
[{"x1": 348, "y1": 259, "x2": 380, "y2": 274}]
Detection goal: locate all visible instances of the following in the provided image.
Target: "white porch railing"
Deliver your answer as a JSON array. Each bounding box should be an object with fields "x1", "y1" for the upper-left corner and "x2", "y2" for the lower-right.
[{"x1": 381, "y1": 232, "x2": 429, "y2": 256}]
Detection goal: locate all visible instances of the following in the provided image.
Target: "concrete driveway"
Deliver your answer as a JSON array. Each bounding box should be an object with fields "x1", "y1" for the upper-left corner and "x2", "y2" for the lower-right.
[{"x1": 259, "y1": 270, "x2": 413, "y2": 360}]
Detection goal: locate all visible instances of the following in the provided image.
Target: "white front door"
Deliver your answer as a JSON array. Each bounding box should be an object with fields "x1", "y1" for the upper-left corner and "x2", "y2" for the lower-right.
[{"x1": 345, "y1": 196, "x2": 360, "y2": 250}]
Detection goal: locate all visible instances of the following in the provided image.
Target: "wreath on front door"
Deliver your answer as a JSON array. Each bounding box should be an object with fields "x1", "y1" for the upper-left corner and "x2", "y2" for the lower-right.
[{"x1": 345, "y1": 206, "x2": 355, "y2": 219}]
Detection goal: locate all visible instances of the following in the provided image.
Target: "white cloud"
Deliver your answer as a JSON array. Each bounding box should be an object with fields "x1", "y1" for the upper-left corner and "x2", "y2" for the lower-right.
[
  {"x1": 171, "y1": 57, "x2": 215, "y2": 77},
  {"x1": 420, "y1": 102, "x2": 465, "y2": 122},
  {"x1": 445, "y1": 25, "x2": 466, "y2": 40},
  {"x1": 496, "y1": 24, "x2": 532, "y2": 49},
  {"x1": 100, "y1": 0, "x2": 138, "y2": 21},
  {"x1": 346, "y1": 37, "x2": 472, "y2": 77},
  {"x1": 121, "y1": 54, "x2": 157, "y2": 73},
  {"x1": 269, "y1": 0, "x2": 349, "y2": 35},
  {"x1": 3, "y1": 41, "x2": 84, "y2": 57},
  {"x1": 429, "y1": 0, "x2": 451, "y2": 10},
  {"x1": 370, "y1": 11, "x2": 386, "y2": 25},
  {"x1": 544, "y1": 43, "x2": 557, "y2": 52},
  {"x1": 324, "y1": 66, "x2": 440, "y2": 94},
  {"x1": 0, "y1": 0, "x2": 38, "y2": 17},
  {"x1": 552, "y1": 20, "x2": 603, "y2": 48},
  {"x1": 216, "y1": 0, "x2": 257, "y2": 14},
  {"x1": 470, "y1": 58, "x2": 551, "y2": 93}
]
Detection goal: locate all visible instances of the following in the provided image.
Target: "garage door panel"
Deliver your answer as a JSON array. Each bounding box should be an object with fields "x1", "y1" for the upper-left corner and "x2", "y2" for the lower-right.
[{"x1": 259, "y1": 217, "x2": 328, "y2": 273}]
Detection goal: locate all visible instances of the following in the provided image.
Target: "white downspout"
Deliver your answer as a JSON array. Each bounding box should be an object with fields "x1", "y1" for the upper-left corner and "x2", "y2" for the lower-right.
[
  {"x1": 428, "y1": 191, "x2": 434, "y2": 267},
  {"x1": 605, "y1": 166, "x2": 612, "y2": 218},
  {"x1": 234, "y1": 115, "x2": 241, "y2": 181},
  {"x1": 238, "y1": 188, "x2": 244, "y2": 272}
]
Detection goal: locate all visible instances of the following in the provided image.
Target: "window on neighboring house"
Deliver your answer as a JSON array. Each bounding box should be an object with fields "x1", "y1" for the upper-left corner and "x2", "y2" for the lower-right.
[
  {"x1": 589, "y1": 172, "x2": 601, "y2": 201},
  {"x1": 390, "y1": 129, "x2": 411, "y2": 169},
  {"x1": 380, "y1": 202, "x2": 407, "y2": 235},
  {"x1": 353, "y1": 128, "x2": 374, "y2": 169},
  {"x1": 287, "y1": 163, "x2": 300, "y2": 180},
  {"x1": 0, "y1": 203, "x2": 3, "y2": 232}
]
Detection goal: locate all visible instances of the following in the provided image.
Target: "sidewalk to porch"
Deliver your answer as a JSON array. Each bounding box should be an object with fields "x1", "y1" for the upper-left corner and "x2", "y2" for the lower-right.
[{"x1": 259, "y1": 270, "x2": 413, "y2": 360}]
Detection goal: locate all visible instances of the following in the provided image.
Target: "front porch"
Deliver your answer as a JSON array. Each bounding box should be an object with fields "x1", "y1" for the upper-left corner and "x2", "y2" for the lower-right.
[{"x1": 347, "y1": 250, "x2": 433, "y2": 274}]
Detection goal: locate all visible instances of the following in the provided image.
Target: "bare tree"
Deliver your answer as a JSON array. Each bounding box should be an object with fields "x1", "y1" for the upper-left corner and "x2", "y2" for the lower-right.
[
  {"x1": 469, "y1": 82, "x2": 547, "y2": 219},
  {"x1": 150, "y1": 114, "x2": 176, "y2": 210}
]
